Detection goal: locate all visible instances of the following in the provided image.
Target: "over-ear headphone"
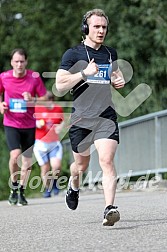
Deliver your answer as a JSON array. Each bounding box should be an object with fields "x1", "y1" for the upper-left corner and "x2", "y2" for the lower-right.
[
  {"x1": 81, "y1": 9, "x2": 109, "y2": 35},
  {"x1": 81, "y1": 15, "x2": 89, "y2": 35}
]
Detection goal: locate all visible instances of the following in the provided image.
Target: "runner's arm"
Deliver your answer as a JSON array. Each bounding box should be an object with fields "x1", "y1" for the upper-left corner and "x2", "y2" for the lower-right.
[{"x1": 56, "y1": 69, "x2": 83, "y2": 92}]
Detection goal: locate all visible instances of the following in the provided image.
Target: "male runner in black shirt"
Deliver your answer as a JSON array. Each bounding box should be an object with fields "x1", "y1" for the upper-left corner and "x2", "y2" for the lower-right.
[{"x1": 56, "y1": 9, "x2": 125, "y2": 226}]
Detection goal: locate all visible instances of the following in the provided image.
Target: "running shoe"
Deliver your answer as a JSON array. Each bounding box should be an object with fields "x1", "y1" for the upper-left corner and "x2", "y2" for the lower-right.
[
  {"x1": 53, "y1": 187, "x2": 59, "y2": 195},
  {"x1": 52, "y1": 180, "x2": 59, "y2": 195},
  {"x1": 18, "y1": 191, "x2": 28, "y2": 206},
  {"x1": 102, "y1": 205, "x2": 120, "y2": 226},
  {"x1": 8, "y1": 189, "x2": 18, "y2": 205},
  {"x1": 65, "y1": 187, "x2": 79, "y2": 210},
  {"x1": 43, "y1": 189, "x2": 51, "y2": 198}
]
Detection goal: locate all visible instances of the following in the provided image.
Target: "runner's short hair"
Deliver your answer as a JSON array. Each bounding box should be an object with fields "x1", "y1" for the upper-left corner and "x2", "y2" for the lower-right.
[{"x1": 10, "y1": 48, "x2": 28, "y2": 60}]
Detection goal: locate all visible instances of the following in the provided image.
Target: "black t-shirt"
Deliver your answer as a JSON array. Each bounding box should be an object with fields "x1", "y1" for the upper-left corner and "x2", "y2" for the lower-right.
[{"x1": 59, "y1": 43, "x2": 118, "y2": 123}]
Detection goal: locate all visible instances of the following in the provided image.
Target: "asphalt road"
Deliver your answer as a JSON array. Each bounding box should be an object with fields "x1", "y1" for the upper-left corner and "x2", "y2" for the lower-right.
[{"x1": 0, "y1": 188, "x2": 167, "y2": 252}]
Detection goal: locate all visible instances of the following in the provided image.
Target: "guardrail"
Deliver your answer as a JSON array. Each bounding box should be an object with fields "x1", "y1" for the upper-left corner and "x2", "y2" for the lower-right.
[{"x1": 63, "y1": 109, "x2": 167, "y2": 184}]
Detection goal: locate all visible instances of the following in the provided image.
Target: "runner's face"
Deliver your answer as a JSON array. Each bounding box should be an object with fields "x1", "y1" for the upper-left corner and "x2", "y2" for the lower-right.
[
  {"x1": 11, "y1": 52, "x2": 27, "y2": 77},
  {"x1": 87, "y1": 15, "x2": 108, "y2": 45}
]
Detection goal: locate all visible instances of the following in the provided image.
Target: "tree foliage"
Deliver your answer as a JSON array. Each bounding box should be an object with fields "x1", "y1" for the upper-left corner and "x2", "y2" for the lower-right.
[{"x1": 1, "y1": 0, "x2": 166, "y2": 115}]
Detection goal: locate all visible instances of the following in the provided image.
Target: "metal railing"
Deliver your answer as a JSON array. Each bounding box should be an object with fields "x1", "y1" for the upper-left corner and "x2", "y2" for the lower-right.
[{"x1": 63, "y1": 109, "x2": 167, "y2": 183}]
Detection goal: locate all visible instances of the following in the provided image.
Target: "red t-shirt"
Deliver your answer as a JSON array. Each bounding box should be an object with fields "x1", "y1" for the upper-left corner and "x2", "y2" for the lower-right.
[{"x1": 35, "y1": 104, "x2": 64, "y2": 142}]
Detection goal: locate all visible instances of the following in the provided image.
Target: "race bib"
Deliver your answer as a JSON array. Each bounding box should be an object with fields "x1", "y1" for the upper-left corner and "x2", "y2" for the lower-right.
[
  {"x1": 87, "y1": 64, "x2": 112, "y2": 84},
  {"x1": 9, "y1": 98, "x2": 27, "y2": 113}
]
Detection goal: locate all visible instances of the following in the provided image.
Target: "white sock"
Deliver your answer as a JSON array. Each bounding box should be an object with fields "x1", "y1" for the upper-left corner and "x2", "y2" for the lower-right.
[{"x1": 69, "y1": 176, "x2": 79, "y2": 191}]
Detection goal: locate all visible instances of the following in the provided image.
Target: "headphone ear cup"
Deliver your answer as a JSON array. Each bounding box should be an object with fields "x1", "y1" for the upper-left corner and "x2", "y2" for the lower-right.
[
  {"x1": 82, "y1": 24, "x2": 89, "y2": 35},
  {"x1": 81, "y1": 16, "x2": 89, "y2": 35}
]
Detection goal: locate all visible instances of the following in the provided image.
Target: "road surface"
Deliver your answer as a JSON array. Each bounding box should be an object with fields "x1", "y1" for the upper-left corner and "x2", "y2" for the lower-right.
[{"x1": 0, "y1": 188, "x2": 167, "y2": 252}]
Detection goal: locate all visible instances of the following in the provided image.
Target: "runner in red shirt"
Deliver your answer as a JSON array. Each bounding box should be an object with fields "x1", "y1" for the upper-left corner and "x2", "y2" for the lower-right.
[{"x1": 34, "y1": 91, "x2": 64, "y2": 197}]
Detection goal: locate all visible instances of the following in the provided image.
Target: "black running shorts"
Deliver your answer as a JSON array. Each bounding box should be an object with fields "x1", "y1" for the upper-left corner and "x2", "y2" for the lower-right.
[
  {"x1": 69, "y1": 118, "x2": 119, "y2": 153},
  {"x1": 4, "y1": 126, "x2": 35, "y2": 158}
]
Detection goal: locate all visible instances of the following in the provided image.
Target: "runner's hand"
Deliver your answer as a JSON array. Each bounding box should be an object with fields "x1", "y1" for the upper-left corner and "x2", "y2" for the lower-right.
[
  {"x1": 111, "y1": 71, "x2": 125, "y2": 89},
  {"x1": 84, "y1": 58, "x2": 99, "y2": 76},
  {"x1": 0, "y1": 101, "x2": 8, "y2": 114},
  {"x1": 22, "y1": 92, "x2": 32, "y2": 101},
  {"x1": 36, "y1": 119, "x2": 45, "y2": 128}
]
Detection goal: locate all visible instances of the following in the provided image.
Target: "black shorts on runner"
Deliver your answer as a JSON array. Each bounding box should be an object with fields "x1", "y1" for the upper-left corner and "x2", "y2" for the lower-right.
[
  {"x1": 69, "y1": 117, "x2": 119, "y2": 153},
  {"x1": 4, "y1": 126, "x2": 35, "y2": 158}
]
